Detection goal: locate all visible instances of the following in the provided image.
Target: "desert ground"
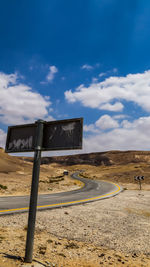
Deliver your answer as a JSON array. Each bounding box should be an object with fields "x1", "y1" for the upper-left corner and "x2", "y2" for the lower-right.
[{"x1": 0, "y1": 148, "x2": 150, "y2": 266}]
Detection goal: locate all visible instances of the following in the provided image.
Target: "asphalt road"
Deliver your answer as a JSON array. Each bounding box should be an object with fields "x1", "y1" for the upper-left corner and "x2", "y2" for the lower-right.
[{"x1": 0, "y1": 172, "x2": 122, "y2": 215}]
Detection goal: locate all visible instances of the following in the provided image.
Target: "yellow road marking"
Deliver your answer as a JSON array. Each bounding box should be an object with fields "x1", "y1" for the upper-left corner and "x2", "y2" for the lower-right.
[{"x1": 0, "y1": 181, "x2": 121, "y2": 214}]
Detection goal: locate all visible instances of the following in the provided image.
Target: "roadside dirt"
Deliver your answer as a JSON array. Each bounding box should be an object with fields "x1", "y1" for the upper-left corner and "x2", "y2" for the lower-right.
[
  {"x1": 0, "y1": 147, "x2": 81, "y2": 196},
  {"x1": 0, "y1": 149, "x2": 150, "y2": 266},
  {"x1": 0, "y1": 190, "x2": 150, "y2": 266}
]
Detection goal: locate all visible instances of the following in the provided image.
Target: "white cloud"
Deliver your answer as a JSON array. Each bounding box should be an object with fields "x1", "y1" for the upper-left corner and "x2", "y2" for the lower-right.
[
  {"x1": 92, "y1": 77, "x2": 98, "y2": 83},
  {"x1": 83, "y1": 116, "x2": 150, "y2": 152},
  {"x1": 99, "y1": 72, "x2": 106, "y2": 77},
  {"x1": 46, "y1": 65, "x2": 58, "y2": 82},
  {"x1": 113, "y1": 114, "x2": 128, "y2": 120},
  {"x1": 81, "y1": 64, "x2": 93, "y2": 70},
  {"x1": 100, "y1": 102, "x2": 123, "y2": 111},
  {"x1": 44, "y1": 115, "x2": 55, "y2": 122},
  {"x1": 112, "y1": 68, "x2": 118, "y2": 73},
  {"x1": 95, "y1": 115, "x2": 119, "y2": 130},
  {"x1": 65, "y1": 70, "x2": 150, "y2": 112},
  {"x1": 84, "y1": 114, "x2": 119, "y2": 133},
  {"x1": 0, "y1": 129, "x2": 6, "y2": 148},
  {"x1": 0, "y1": 72, "x2": 52, "y2": 125},
  {"x1": 84, "y1": 124, "x2": 99, "y2": 133},
  {"x1": 99, "y1": 68, "x2": 118, "y2": 78}
]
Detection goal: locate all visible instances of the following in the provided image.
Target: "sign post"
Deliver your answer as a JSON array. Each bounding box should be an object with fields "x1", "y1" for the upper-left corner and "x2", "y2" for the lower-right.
[
  {"x1": 25, "y1": 120, "x2": 44, "y2": 263},
  {"x1": 134, "y1": 176, "x2": 144, "y2": 190},
  {"x1": 5, "y1": 117, "x2": 83, "y2": 263}
]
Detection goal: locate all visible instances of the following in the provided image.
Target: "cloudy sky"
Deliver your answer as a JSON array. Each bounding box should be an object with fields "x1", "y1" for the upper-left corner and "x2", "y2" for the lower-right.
[{"x1": 1, "y1": 0, "x2": 150, "y2": 155}]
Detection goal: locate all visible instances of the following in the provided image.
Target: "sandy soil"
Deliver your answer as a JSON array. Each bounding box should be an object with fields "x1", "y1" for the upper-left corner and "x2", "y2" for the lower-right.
[
  {"x1": 0, "y1": 162, "x2": 82, "y2": 197},
  {"x1": 0, "y1": 189, "x2": 150, "y2": 266},
  {"x1": 0, "y1": 150, "x2": 150, "y2": 266}
]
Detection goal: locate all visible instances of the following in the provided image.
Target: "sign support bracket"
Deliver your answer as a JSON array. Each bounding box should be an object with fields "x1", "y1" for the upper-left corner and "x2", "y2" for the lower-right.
[{"x1": 24, "y1": 120, "x2": 44, "y2": 263}]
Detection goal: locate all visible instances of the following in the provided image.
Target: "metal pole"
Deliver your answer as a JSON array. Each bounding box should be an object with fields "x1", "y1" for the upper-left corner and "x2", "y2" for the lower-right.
[
  {"x1": 24, "y1": 120, "x2": 44, "y2": 263},
  {"x1": 139, "y1": 179, "x2": 141, "y2": 190}
]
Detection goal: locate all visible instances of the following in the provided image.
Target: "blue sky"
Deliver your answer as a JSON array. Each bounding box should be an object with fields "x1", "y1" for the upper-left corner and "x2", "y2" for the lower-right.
[{"x1": 1, "y1": 0, "x2": 150, "y2": 154}]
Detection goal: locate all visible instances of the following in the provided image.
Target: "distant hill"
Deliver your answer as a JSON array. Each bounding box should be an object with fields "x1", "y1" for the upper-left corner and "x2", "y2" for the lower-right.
[
  {"x1": 40, "y1": 150, "x2": 150, "y2": 166},
  {"x1": 1, "y1": 147, "x2": 150, "y2": 169}
]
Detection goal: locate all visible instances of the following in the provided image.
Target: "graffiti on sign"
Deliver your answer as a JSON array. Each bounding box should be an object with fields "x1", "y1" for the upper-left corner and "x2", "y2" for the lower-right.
[
  {"x1": 8, "y1": 136, "x2": 33, "y2": 151},
  {"x1": 48, "y1": 123, "x2": 76, "y2": 140},
  {"x1": 5, "y1": 124, "x2": 36, "y2": 153},
  {"x1": 43, "y1": 119, "x2": 83, "y2": 150}
]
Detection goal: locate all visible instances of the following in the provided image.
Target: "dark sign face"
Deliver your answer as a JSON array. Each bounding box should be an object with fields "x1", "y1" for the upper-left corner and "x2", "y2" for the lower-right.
[
  {"x1": 5, "y1": 118, "x2": 83, "y2": 153},
  {"x1": 5, "y1": 124, "x2": 36, "y2": 153},
  {"x1": 43, "y1": 118, "x2": 83, "y2": 150}
]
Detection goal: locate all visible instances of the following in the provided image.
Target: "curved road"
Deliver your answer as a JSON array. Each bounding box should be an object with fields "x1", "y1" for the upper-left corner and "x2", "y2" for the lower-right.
[{"x1": 0, "y1": 173, "x2": 122, "y2": 215}]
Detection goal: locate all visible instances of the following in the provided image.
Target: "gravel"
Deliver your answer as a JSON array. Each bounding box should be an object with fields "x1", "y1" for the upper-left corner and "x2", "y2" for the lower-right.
[{"x1": 0, "y1": 190, "x2": 150, "y2": 255}]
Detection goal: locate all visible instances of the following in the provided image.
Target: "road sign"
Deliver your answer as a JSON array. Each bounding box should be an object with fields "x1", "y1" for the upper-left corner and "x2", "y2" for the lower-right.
[
  {"x1": 134, "y1": 175, "x2": 144, "y2": 190},
  {"x1": 5, "y1": 117, "x2": 83, "y2": 263},
  {"x1": 5, "y1": 118, "x2": 83, "y2": 153},
  {"x1": 5, "y1": 123, "x2": 36, "y2": 153},
  {"x1": 134, "y1": 175, "x2": 144, "y2": 181},
  {"x1": 43, "y1": 118, "x2": 83, "y2": 150}
]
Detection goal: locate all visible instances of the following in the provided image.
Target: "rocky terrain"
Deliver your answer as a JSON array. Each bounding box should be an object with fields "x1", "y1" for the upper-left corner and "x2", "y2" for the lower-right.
[
  {"x1": 0, "y1": 148, "x2": 150, "y2": 266},
  {"x1": 0, "y1": 190, "x2": 150, "y2": 267},
  {"x1": 40, "y1": 150, "x2": 150, "y2": 166}
]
